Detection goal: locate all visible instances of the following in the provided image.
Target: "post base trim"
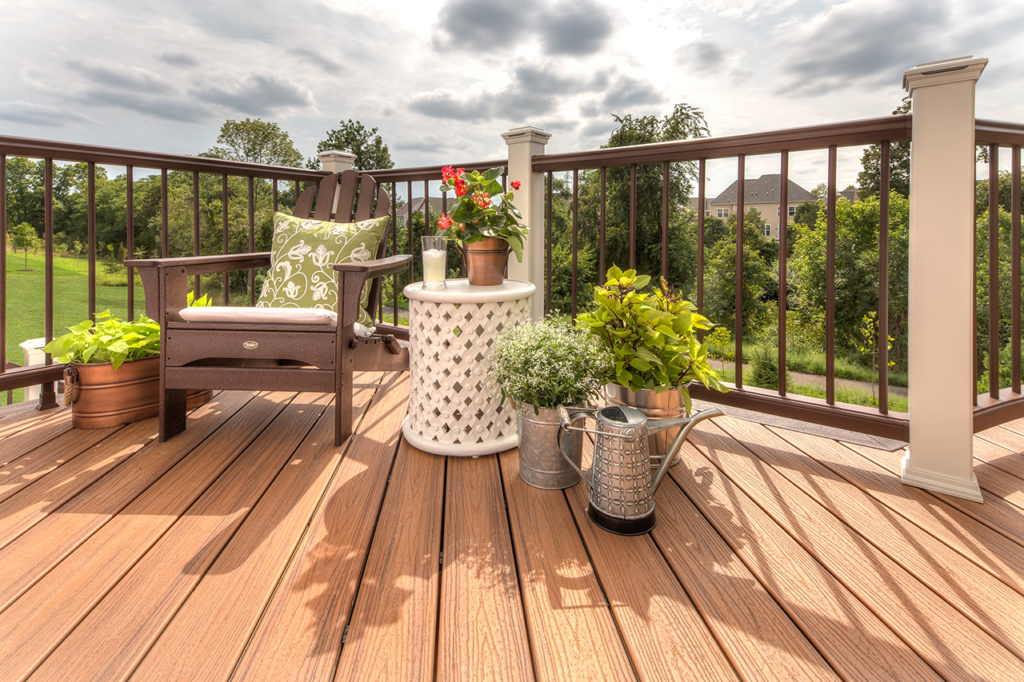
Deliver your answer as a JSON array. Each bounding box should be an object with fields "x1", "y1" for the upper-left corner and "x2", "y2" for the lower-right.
[{"x1": 901, "y1": 450, "x2": 983, "y2": 503}]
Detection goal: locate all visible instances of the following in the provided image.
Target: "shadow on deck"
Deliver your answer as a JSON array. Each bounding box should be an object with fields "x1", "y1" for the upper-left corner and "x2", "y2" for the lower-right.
[{"x1": 1, "y1": 371, "x2": 1023, "y2": 681}]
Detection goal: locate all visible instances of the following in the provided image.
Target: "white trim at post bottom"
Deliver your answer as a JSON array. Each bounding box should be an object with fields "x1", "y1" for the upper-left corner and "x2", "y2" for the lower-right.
[{"x1": 901, "y1": 451, "x2": 983, "y2": 503}]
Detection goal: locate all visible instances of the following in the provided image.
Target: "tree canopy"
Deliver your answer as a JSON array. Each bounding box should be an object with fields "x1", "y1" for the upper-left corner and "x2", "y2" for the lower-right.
[
  {"x1": 310, "y1": 120, "x2": 394, "y2": 171},
  {"x1": 857, "y1": 97, "x2": 911, "y2": 199},
  {"x1": 203, "y1": 118, "x2": 304, "y2": 167}
]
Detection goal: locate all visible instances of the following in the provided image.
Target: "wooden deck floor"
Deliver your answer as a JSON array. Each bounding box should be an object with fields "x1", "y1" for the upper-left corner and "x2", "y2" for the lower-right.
[{"x1": 2, "y1": 371, "x2": 1024, "y2": 681}]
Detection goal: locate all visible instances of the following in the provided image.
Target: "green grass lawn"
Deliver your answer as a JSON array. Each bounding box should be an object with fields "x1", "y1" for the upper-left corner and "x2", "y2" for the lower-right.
[{"x1": 4, "y1": 249, "x2": 144, "y2": 404}]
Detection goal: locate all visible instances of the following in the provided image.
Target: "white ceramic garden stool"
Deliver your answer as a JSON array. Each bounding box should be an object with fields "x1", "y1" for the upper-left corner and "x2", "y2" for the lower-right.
[{"x1": 402, "y1": 279, "x2": 535, "y2": 457}]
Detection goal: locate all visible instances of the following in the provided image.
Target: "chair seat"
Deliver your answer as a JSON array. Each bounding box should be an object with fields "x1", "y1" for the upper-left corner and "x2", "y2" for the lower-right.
[{"x1": 179, "y1": 306, "x2": 374, "y2": 337}]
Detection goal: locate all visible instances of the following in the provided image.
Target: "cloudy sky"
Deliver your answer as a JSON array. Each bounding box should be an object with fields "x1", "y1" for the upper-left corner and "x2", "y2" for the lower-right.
[{"x1": 1, "y1": 0, "x2": 1021, "y2": 194}]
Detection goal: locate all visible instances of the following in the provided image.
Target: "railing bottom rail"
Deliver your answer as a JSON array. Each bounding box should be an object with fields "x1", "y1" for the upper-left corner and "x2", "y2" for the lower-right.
[{"x1": 689, "y1": 384, "x2": 910, "y2": 442}]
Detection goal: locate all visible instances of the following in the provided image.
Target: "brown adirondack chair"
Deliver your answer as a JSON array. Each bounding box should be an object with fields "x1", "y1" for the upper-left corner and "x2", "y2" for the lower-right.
[{"x1": 128, "y1": 170, "x2": 410, "y2": 446}]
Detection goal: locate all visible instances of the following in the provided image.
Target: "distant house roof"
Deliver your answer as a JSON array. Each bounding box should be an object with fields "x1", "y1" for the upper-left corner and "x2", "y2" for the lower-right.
[
  {"x1": 394, "y1": 197, "x2": 450, "y2": 222},
  {"x1": 709, "y1": 174, "x2": 816, "y2": 206},
  {"x1": 683, "y1": 196, "x2": 711, "y2": 213}
]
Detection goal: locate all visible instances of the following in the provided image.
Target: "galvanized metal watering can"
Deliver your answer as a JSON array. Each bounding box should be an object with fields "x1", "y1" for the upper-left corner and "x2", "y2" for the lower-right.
[{"x1": 557, "y1": 404, "x2": 722, "y2": 535}]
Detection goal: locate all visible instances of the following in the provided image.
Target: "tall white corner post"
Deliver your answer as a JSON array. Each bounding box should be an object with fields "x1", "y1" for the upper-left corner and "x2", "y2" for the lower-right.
[
  {"x1": 318, "y1": 149, "x2": 356, "y2": 174},
  {"x1": 902, "y1": 56, "x2": 988, "y2": 503},
  {"x1": 502, "y1": 126, "x2": 552, "y2": 320}
]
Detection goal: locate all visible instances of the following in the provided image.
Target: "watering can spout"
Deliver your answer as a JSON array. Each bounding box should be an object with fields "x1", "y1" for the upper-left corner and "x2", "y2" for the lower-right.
[{"x1": 651, "y1": 407, "x2": 725, "y2": 491}]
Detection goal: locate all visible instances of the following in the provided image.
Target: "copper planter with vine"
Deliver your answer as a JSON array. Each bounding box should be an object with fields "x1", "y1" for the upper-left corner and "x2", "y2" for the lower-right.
[{"x1": 65, "y1": 356, "x2": 211, "y2": 429}]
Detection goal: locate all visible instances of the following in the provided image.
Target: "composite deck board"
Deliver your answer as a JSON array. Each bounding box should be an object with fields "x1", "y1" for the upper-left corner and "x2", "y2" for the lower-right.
[
  {"x1": 674, "y1": 434, "x2": 942, "y2": 682},
  {"x1": 651, "y1": 475, "x2": 840, "y2": 681},
  {"x1": 804, "y1": 434, "x2": 1024, "y2": 597},
  {"x1": 0, "y1": 379, "x2": 1022, "y2": 681},
  {"x1": 0, "y1": 408, "x2": 74, "y2": 465},
  {"x1": 726, "y1": 419, "x2": 1024, "y2": 661},
  {"x1": 970, "y1": 436, "x2": 1024, "y2": 511},
  {"x1": 0, "y1": 404, "x2": 63, "y2": 440},
  {"x1": 0, "y1": 422, "x2": 119, "y2": 503},
  {"x1": 23, "y1": 391, "x2": 312, "y2": 682},
  {"x1": 0, "y1": 421, "x2": 153, "y2": 549},
  {"x1": 569, "y1": 440, "x2": 740, "y2": 682},
  {"x1": 974, "y1": 424, "x2": 1024, "y2": 483},
  {"x1": 0, "y1": 390, "x2": 254, "y2": 613},
  {"x1": 232, "y1": 373, "x2": 409, "y2": 682},
  {"x1": 437, "y1": 454, "x2": 533, "y2": 682},
  {"x1": 131, "y1": 381, "x2": 379, "y2": 681},
  {"x1": 498, "y1": 449, "x2": 637, "y2": 682},
  {"x1": 711, "y1": 419, "x2": 1024, "y2": 675},
  {"x1": 0, "y1": 391, "x2": 296, "y2": 681},
  {"x1": 700, "y1": 422, "x2": 1024, "y2": 682},
  {"x1": 333, "y1": 439, "x2": 446, "y2": 682}
]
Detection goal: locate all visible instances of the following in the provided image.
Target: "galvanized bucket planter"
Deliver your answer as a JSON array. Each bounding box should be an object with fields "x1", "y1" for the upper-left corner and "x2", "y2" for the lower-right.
[
  {"x1": 517, "y1": 404, "x2": 582, "y2": 489},
  {"x1": 66, "y1": 356, "x2": 211, "y2": 429}
]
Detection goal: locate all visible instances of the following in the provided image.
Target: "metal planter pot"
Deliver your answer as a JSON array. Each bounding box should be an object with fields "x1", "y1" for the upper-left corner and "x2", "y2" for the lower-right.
[
  {"x1": 603, "y1": 383, "x2": 687, "y2": 467},
  {"x1": 517, "y1": 404, "x2": 582, "y2": 489},
  {"x1": 461, "y1": 238, "x2": 510, "y2": 286},
  {"x1": 67, "y1": 356, "x2": 212, "y2": 429}
]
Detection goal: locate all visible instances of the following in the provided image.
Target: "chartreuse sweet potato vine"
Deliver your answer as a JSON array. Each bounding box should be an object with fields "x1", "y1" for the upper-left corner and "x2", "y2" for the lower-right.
[
  {"x1": 43, "y1": 291, "x2": 212, "y2": 370},
  {"x1": 575, "y1": 266, "x2": 728, "y2": 414}
]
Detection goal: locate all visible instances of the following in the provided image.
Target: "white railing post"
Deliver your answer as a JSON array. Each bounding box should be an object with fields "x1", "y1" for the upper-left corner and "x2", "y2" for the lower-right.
[
  {"x1": 502, "y1": 126, "x2": 551, "y2": 320},
  {"x1": 318, "y1": 150, "x2": 357, "y2": 174},
  {"x1": 902, "y1": 56, "x2": 988, "y2": 503}
]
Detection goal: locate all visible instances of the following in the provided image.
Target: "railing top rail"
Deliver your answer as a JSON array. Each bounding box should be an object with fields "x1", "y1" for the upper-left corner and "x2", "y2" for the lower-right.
[
  {"x1": 976, "y1": 119, "x2": 1024, "y2": 145},
  {"x1": 368, "y1": 160, "x2": 508, "y2": 184},
  {"x1": 0, "y1": 134, "x2": 328, "y2": 181},
  {"x1": 533, "y1": 115, "x2": 913, "y2": 172}
]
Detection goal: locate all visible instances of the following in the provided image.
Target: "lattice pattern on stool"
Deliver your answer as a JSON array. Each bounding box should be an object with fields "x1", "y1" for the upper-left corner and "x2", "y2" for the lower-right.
[{"x1": 408, "y1": 297, "x2": 530, "y2": 448}]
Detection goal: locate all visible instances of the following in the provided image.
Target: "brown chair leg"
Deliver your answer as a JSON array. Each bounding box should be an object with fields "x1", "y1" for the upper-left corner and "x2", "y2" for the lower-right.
[
  {"x1": 160, "y1": 388, "x2": 188, "y2": 442},
  {"x1": 335, "y1": 363, "x2": 354, "y2": 447}
]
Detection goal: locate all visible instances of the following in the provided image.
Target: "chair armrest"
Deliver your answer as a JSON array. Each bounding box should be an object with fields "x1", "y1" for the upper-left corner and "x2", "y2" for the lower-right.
[
  {"x1": 125, "y1": 252, "x2": 272, "y2": 275},
  {"x1": 333, "y1": 254, "x2": 412, "y2": 278},
  {"x1": 334, "y1": 255, "x2": 412, "y2": 328}
]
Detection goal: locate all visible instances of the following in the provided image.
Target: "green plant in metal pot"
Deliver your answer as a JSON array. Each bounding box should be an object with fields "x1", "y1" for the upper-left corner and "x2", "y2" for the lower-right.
[
  {"x1": 486, "y1": 317, "x2": 610, "y2": 489},
  {"x1": 576, "y1": 266, "x2": 728, "y2": 415}
]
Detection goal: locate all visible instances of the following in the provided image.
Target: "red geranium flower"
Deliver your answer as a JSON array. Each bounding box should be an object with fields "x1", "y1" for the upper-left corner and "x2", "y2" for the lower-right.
[
  {"x1": 510, "y1": 180, "x2": 521, "y2": 190},
  {"x1": 472, "y1": 192, "x2": 490, "y2": 209},
  {"x1": 439, "y1": 214, "x2": 452, "y2": 230},
  {"x1": 454, "y1": 178, "x2": 468, "y2": 197}
]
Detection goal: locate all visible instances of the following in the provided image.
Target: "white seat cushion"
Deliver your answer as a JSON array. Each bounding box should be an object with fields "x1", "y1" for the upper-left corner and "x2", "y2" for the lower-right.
[{"x1": 178, "y1": 306, "x2": 375, "y2": 338}]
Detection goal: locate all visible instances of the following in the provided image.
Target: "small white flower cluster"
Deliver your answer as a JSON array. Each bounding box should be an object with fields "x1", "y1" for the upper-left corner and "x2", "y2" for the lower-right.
[{"x1": 486, "y1": 317, "x2": 610, "y2": 411}]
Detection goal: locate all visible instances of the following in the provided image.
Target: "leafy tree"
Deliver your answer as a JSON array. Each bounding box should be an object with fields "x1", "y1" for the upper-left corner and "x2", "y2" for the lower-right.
[
  {"x1": 790, "y1": 192, "x2": 910, "y2": 368},
  {"x1": 703, "y1": 239, "x2": 772, "y2": 343},
  {"x1": 4, "y1": 157, "x2": 44, "y2": 229},
  {"x1": 975, "y1": 170, "x2": 1019, "y2": 217},
  {"x1": 857, "y1": 97, "x2": 911, "y2": 199},
  {"x1": 310, "y1": 120, "x2": 394, "y2": 171},
  {"x1": 10, "y1": 222, "x2": 38, "y2": 269},
  {"x1": 203, "y1": 118, "x2": 304, "y2": 167}
]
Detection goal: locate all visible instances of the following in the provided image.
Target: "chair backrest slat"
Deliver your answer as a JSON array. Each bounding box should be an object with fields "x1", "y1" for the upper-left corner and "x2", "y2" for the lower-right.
[
  {"x1": 354, "y1": 175, "x2": 376, "y2": 222},
  {"x1": 313, "y1": 174, "x2": 339, "y2": 221},
  {"x1": 294, "y1": 183, "x2": 316, "y2": 218}
]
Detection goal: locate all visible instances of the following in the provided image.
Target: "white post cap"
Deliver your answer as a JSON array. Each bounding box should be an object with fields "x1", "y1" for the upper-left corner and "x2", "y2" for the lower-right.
[
  {"x1": 501, "y1": 127, "x2": 552, "y2": 146},
  {"x1": 318, "y1": 149, "x2": 357, "y2": 173},
  {"x1": 903, "y1": 55, "x2": 988, "y2": 92}
]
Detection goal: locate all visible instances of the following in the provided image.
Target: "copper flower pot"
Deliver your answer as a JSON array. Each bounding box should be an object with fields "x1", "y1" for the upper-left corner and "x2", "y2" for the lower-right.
[
  {"x1": 67, "y1": 356, "x2": 212, "y2": 429},
  {"x1": 461, "y1": 238, "x2": 510, "y2": 286}
]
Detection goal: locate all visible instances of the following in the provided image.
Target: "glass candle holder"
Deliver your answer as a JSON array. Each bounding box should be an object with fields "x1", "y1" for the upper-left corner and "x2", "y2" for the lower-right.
[{"x1": 421, "y1": 236, "x2": 448, "y2": 289}]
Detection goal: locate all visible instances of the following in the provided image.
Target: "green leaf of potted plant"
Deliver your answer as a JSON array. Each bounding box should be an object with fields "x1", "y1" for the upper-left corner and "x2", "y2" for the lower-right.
[
  {"x1": 43, "y1": 292, "x2": 213, "y2": 429},
  {"x1": 437, "y1": 166, "x2": 528, "y2": 286},
  {"x1": 575, "y1": 266, "x2": 729, "y2": 464},
  {"x1": 486, "y1": 317, "x2": 610, "y2": 489}
]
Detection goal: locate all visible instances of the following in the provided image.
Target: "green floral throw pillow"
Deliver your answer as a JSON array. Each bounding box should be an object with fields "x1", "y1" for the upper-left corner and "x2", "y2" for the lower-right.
[{"x1": 257, "y1": 212, "x2": 389, "y2": 327}]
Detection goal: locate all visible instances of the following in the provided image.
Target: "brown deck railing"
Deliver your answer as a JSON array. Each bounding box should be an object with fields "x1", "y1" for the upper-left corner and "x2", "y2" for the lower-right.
[
  {"x1": 973, "y1": 120, "x2": 1024, "y2": 431},
  {"x1": 0, "y1": 135, "x2": 507, "y2": 404},
  {"x1": 535, "y1": 115, "x2": 914, "y2": 440}
]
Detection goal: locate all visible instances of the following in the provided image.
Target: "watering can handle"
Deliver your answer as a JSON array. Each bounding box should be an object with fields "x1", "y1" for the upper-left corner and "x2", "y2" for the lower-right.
[{"x1": 557, "y1": 406, "x2": 595, "y2": 487}]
